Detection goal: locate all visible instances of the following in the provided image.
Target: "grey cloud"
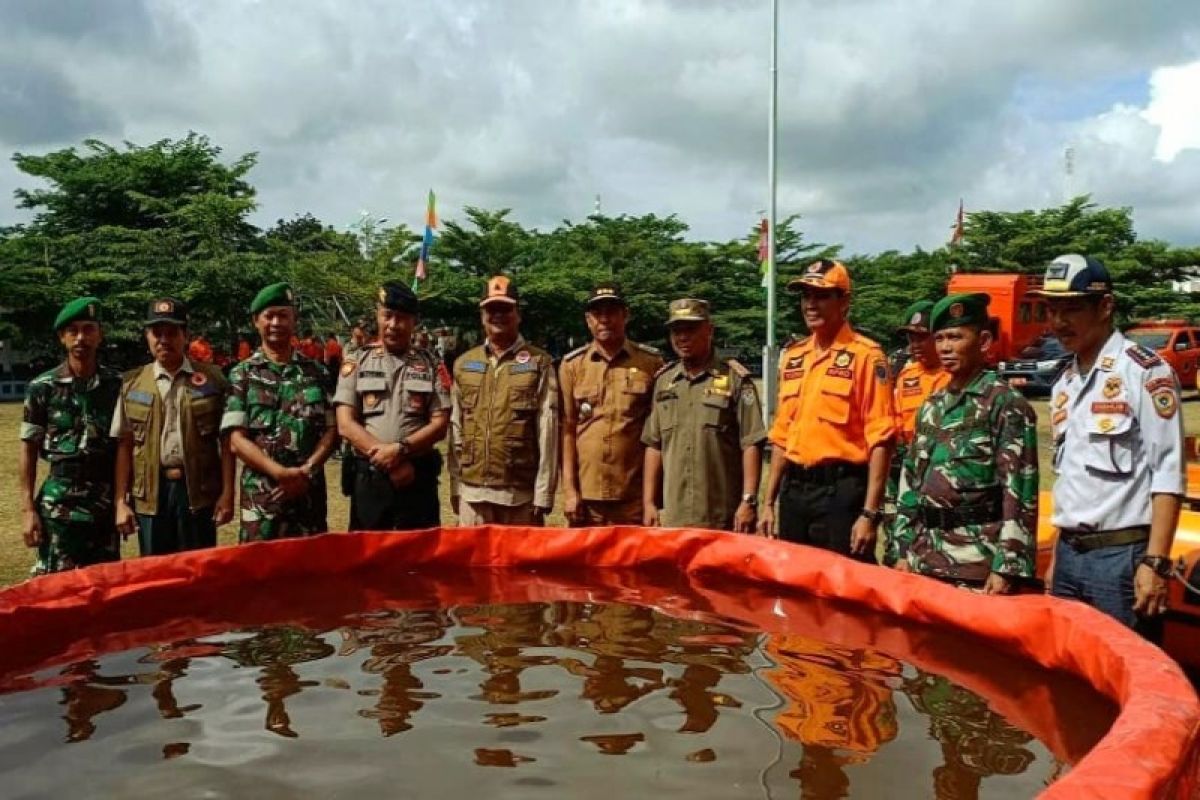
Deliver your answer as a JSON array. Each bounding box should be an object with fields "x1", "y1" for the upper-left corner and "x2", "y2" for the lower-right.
[{"x1": 0, "y1": 57, "x2": 119, "y2": 145}]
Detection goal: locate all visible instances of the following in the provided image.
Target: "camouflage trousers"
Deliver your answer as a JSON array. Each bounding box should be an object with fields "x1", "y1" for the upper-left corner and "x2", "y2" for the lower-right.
[
  {"x1": 33, "y1": 476, "x2": 119, "y2": 576},
  {"x1": 238, "y1": 469, "x2": 329, "y2": 543}
]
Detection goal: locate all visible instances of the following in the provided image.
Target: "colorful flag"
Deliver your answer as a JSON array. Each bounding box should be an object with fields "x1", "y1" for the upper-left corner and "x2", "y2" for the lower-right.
[
  {"x1": 949, "y1": 199, "x2": 964, "y2": 247},
  {"x1": 413, "y1": 189, "x2": 437, "y2": 290},
  {"x1": 758, "y1": 217, "x2": 771, "y2": 288}
]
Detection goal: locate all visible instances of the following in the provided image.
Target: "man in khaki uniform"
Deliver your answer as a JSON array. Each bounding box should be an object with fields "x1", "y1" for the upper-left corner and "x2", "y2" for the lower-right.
[
  {"x1": 449, "y1": 276, "x2": 560, "y2": 526},
  {"x1": 642, "y1": 299, "x2": 765, "y2": 532},
  {"x1": 560, "y1": 282, "x2": 663, "y2": 526},
  {"x1": 335, "y1": 282, "x2": 451, "y2": 530},
  {"x1": 111, "y1": 298, "x2": 235, "y2": 555}
]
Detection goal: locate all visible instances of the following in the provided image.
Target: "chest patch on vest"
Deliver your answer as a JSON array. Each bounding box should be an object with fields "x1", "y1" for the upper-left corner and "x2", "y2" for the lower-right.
[
  {"x1": 127, "y1": 390, "x2": 154, "y2": 406},
  {"x1": 461, "y1": 360, "x2": 487, "y2": 373},
  {"x1": 510, "y1": 361, "x2": 538, "y2": 374}
]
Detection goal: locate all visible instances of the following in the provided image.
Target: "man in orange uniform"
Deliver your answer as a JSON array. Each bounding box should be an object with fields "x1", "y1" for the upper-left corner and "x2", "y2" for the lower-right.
[
  {"x1": 885, "y1": 300, "x2": 950, "y2": 556},
  {"x1": 758, "y1": 260, "x2": 896, "y2": 562}
]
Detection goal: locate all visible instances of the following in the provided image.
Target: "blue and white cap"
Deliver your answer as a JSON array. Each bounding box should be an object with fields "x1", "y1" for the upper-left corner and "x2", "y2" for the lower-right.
[{"x1": 1030, "y1": 253, "x2": 1113, "y2": 297}]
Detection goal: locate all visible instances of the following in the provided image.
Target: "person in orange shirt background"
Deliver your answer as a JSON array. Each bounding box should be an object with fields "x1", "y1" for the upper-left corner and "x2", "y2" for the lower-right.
[
  {"x1": 758, "y1": 260, "x2": 896, "y2": 562},
  {"x1": 884, "y1": 300, "x2": 950, "y2": 556}
]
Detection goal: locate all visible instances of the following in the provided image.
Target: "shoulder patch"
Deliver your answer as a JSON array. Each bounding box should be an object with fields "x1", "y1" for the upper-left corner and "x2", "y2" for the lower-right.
[
  {"x1": 653, "y1": 361, "x2": 676, "y2": 380},
  {"x1": 726, "y1": 359, "x2": 749, "y2": 378},
  {"x1": 563, "y1": 344, "x2": 588, "y2": 362},
  {"x1": 340, "y1": 360, "x2": 357, "y2": 377},
  {"x1": 1126, "y1": 345, "x2": 1162, "y2": 369},
  {"x1": 633, "y1": 341, "x2": 662, "y2": 356}
]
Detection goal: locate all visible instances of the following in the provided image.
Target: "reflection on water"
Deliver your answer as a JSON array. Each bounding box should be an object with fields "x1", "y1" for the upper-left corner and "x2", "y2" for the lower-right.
[{"x1": 0, "y1": 599, "x2": 1109, "y2": 799}]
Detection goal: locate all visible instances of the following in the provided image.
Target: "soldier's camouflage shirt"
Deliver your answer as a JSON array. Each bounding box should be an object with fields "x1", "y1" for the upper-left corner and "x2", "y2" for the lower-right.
[
  {"x1": 889, "y1": 369, "x2": 1038, "y2": 582},
  {"x1": 20, "y1": 362, "x2": 122, "y2": 514},
  {"x1": 221, "y1": 349, "x2": 335, "y2": 538}
]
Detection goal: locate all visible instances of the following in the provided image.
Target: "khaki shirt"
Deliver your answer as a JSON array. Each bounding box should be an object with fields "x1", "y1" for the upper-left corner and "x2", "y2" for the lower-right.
[
  {"x1": 333, "y1": 345, "x2": 450, "y2": 446},
  {"x1": 110, "y1": 357, "x2": 196, "y2": 467},
  {"x1": 642, "y1": 357, "x2": 766, "y2": 530},
  {"x1": 448, "y1": 336, "x2": 560, "y2": 509},
  {"x1": 559, "y1": 339, "x2": 663, "y2": 502}
]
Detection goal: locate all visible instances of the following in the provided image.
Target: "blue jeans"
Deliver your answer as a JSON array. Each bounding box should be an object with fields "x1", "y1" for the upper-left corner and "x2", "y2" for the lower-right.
[{"x1": 1050, "y1": 537, "x2": 1162, "y2": 641}]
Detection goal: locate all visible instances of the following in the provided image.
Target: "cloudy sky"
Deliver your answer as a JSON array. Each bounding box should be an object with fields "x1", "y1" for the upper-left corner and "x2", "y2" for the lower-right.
[{"x1": 1, "y1": 0, "x2": 1198, "y2": 253}]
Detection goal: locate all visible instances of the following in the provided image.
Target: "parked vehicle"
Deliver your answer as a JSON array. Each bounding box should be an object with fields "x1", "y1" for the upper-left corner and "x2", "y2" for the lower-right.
[
  {"x1": 997, "y1": 334, "x2": 1070, "y2": 394},
  {"x1": 1124, "y1": 320, "x2": 1200, "y2": 389},
  {"x1": 946, "y1": 273, "x2": 1053, "y2": 364}
]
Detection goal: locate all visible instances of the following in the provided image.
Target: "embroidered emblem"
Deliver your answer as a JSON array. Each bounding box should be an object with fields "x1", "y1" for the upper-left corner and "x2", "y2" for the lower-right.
[
  {"x1": 910, "y1": 311, "x2": 922, "y2": 325},
  {"x1": 341, "y1": 361, "x2": 356, "y2": 377},
  {"x1": 741, "y1": 385, "x2": 756, "y2": 406},
  {"x1": 156, "y1": 300, "x2": 172, "y2": 313},
  {"x1": 364, "y1": 393, "x2": 380, "y2": 409},
  {"x1": 516, "y1": 350, "x2": 531, "y2": 364},
  {"x1": 1146, "y1": 376, "x2": 1175, "y2": 393},
  {"x1": 949, "y1": 302, "x2": 964, "y2": 318},
  {"x1": 1054, "y1": 392, "x2": 1068, "y2": 409},
  {"x1": 1099, "y1": 356, "x2": 1115, "y2": 371},
  {"x1": 461, "y1": 360, "x2": 487, "y2": 373},
  {"x1": 826, "y1": 367, "x2": 853, "y2": 379},
  {"x1": 713, "y1": 375, "x2": 730, "y2": 392},
  {"x1": 190, "y1": 372, "x2": 207, "y2": 387},
  {"x1": 1154, "y1": 389, "x2": 1178, "y2": 419},
  {"x1": 1126, "y1": 345, "x2": 1162, "y2": 368},
  {"x1": 1052, "y1": 409, "x2": 1067, "y2": 426},
  {"x1": 1102, "y1": 376, "x2": 1122, "y2": 399},
  {"x1": 834, "y1": 351, "x2": 852, "y2": 368},
  {"x1": 1097, "y1": 418, "x2": 1115, "y2": 433}
]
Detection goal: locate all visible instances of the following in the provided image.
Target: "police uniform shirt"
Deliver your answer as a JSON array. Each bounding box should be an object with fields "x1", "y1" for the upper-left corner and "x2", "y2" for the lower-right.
[
  {"x1": 333, "y1": 345, "x2": 450, "y2": 444},
  {"x1": 1050, "y1": 330, "x2": 1185, "y2": 530},
  {"x1": 642, "y1": 358, "x2": 766, "y2": 529},
  {"x1": 559, "y1": 339, "x2": 663, "y2": 502},
  {"x1": 109, "y1": 357, "x2": 196, "y2": 467}
]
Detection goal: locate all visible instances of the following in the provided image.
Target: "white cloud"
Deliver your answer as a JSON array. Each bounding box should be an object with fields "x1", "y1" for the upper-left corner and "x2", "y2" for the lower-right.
[{"x1": 1144, "y1": 60, "x2": 1200, "y2": 162}]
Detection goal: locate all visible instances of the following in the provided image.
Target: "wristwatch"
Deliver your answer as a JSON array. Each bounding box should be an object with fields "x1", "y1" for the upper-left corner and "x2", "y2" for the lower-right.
[
  {"x1": 398, "y1": 439, "x2": 411, "y2": 456},
  {"x1": 1140, "y1": 555, "x2": 1174, "y2": 578},
  {"x1": 860, "y1": 508, "x2": 884, "y2": 524},
  {"x1": 741, "y1": 493, "x2": 758, "y2": 508}
]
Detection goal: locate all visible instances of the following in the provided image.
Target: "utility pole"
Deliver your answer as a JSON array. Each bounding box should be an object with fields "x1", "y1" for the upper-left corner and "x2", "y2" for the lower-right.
[
  {"x1": 763, "y1": 0, "x2": 780, "y2": 422},
  {"x1": 1063, "y1": 146, "x2": 1075, "y2": 203}
]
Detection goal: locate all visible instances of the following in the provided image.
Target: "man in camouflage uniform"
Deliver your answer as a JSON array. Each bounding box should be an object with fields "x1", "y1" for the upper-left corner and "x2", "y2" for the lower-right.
[
  {"x1": 335, "y1": 282, "x2": 451, "y2": 530},
  {"x1": 18, "y1": 297, "x2": 123, "y2": 575},
  {"x1": 888, "y1": 293, "x2": 1039, "y2": 592},
  {"x1": 221, "y1": 282, "x2": 339, "y2": 542}
]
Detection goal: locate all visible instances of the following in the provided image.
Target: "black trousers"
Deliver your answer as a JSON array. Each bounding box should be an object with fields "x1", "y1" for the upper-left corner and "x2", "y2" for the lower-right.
[
  {"x1": 778, "y1": 462, "x2": 875, "y2": 564},
  {"x1": 350, "y1": 451, "x2": 442, "y2": 531},
  {"x1": 136, "y1": 472, "x2": 217, "y2": 556}
]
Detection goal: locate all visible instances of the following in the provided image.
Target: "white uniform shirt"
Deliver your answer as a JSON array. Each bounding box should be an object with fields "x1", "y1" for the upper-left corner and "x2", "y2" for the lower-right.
[{"x1": 1050, "y1": 330, "x2": 1184, "y2": 530}]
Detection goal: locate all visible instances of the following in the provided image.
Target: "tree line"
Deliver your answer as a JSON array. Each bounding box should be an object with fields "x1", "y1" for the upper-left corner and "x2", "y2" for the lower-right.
[{"x1": 2, "y1": 134, "x2": 1199, "y2": 364}]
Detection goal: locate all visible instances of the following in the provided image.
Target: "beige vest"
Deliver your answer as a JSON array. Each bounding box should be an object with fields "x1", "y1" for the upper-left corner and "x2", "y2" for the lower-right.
[
  {"x1": 122, "y1": 362, "x2": 225, "y2": 514},
  {"x1": 454, "y1": 342, "x2": 550, "y2": 490}
]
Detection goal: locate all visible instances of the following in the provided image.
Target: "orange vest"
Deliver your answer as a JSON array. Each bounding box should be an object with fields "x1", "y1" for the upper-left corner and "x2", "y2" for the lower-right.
[
  {"x1": 769, "y1": 324, "x2": 896, "y2": 466},
  {"x1": 893, "y1": 360, "x2": 950, "y2": 444}
]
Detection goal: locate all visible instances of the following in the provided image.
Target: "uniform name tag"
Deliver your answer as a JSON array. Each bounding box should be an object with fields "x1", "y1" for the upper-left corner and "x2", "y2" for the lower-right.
[
  {"x1": 826, "y1": 367, "x2": 853, "y2": 379},
  {"x1": 128, "y1": 390, "x2": 154, "y2": 406},
  {"x1": 461, "y1": 360, "x2": 487, "y2": 373},
  {"x1": 782, "y1": 368, "x2": 804, "y2": 380},
  {"x1": 510, "y1": 362, "x2": 538, "y2": 374},
  {"x1": 1091, "y1": 401, "x2": 1130, "y2": 415}
]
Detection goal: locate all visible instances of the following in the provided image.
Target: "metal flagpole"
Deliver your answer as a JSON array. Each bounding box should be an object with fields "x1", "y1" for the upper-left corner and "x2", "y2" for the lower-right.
[{"x1": 763, "y1": 0, "x2": 780, "y2": 422}]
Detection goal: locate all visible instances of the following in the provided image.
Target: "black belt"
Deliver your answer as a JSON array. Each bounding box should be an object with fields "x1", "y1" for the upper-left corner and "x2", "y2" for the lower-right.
[
  {"x1": 49, "y1": 456, "x2": 111, "y2": 479},
  {"x1": 1060, "y1": 526, "x2": 1150, "y2": 553},
  {"x1": 785, "y1": 460, "x2": 868, "y2": 484},
  {"x1": 919, "y1": 502, "x2": 1002, "y2": 529}
]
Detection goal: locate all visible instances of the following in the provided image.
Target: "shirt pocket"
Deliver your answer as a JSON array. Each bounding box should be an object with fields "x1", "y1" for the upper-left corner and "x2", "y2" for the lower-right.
[
  {"x1": 817, "y1": 377, "x2": 853, "y2": 425},
  {"x1": 357, "y1": 377, "x2": 389, "y2": 418},
  {"x1": 402, "y1": 378, "x2": 434, "y2": 418},
  {"x1": 1085, "y1": 414, "x2": 1136, "y2": 476},
  {"x1": 126, "y1": 401, "x2": 152, "y2": 446},
  {"x1": 247, "y1": 381, "x2": 278, "y2": 429},
  {"x1": 620, "y1": 373, "x2": 652, "y2": 417},
  {"x1": 295, "y1": 384, "x2": 329, "y2": 421},
  {"x1": 701, "y1": 392, "x2": 732, "y2": 430},
  {"x1": 573, "y1": 383, "x2": 602, "y2": 431}
]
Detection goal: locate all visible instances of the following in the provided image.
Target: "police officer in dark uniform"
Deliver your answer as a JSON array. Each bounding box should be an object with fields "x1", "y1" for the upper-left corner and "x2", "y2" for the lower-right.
[{"x1": 335, "y1": 282, "x2": 451, "y2": 529}]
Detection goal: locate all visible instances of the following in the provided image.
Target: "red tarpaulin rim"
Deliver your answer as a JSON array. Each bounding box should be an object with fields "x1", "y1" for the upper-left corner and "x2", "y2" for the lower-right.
[{"x1": 0, "y1": 525, "x2": 1197, "y2": 799}]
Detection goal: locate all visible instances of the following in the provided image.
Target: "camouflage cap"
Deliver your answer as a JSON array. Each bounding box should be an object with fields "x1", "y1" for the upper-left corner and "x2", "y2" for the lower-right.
[
  {"x1": 586, "y1": 281, "x2": 626, "y2": 308},
  {"x1": 1028, "y1": 253, "x2": 1113, "y2": 297},
  {"x1": 480, "y1": 275, "x2": 520, "y2": 307},
  {"x1": 930, "y1": 293, "x2": 990, "y2": 332},
  {"x1": 53, "y1": 296, "x2": 102, "y2": 331},
  {"x1": 787, "y1": 259, "x2": 852, "y2": 294},
  {"x1": 144, "y1": 297, "x2": 188, "y2": 327},
  {"x1": 250, "y1": 282, "x2": 295, "y2": 315},
  {"x1": 666, "y1": 298, "x2": 711, "y2": 326},
  {"x1": 377, "y1": 281, "x2": 419, "y2": 314},
  {"x1": 897, "y1": 300, "x2": 935, "y2": 334}
]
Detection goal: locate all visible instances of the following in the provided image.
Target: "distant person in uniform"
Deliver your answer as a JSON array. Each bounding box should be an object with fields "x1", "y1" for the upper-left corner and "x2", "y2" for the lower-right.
[
  {"x1": 884, "y1": 299, "x2": 950, "y2": 558},
  {"x1": 324, "y1": 333, "x2": 343, "y2": 375},
  {"x1": 888, "y1": 293, "x2": 1039, "y2": 592},
  {"x1": 345, "y1": 319, "x2": 371, "y2": 362},
  {"x1": 559, "y1": 282, "x2": 664, "y2": 526},
  {"x1": 1034, "y1": 254, "x2": 1183, "y2": 636},
  {"x1": 449, "y1": 276, "x2": 559, "y2": 525},
  {"x1": 111, "y1": 298, "x2": 235, "y2": 555},
  {"x1": 642, "y1": 298, "x2": 765, "y2": 532},
  {"x1": 18, "y1": 297, "x2": 122, "y2": 575},
  {"x1": 221, "y1": 283, "x2": 339, "y2": 541},
  {"x1": 759, "y1": 260, "x2": 896, "y2": 562},
  {"x1": 335, "y1": 283, "x2": 450, "y2": 530}
]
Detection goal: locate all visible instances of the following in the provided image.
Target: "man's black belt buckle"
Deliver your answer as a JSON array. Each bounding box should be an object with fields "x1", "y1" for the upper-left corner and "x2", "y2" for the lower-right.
[
  {"x1": 919, "y1": 501, "x2": 1001, "y2": 529},
  {"x1": 1061, "y1": 526, "x2": 1151, "y2": 553}
]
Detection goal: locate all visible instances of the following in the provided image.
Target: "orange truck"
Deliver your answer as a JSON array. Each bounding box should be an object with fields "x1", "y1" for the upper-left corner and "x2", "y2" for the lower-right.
[{"x1": 945, "y1": 272, "x2": 1052, "y2": 363}]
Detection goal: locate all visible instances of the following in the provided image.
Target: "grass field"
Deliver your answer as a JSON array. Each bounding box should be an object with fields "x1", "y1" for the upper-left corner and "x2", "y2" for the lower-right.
[{"x1": 1, "y1": 395, "x2": 1197, "y2": 588}]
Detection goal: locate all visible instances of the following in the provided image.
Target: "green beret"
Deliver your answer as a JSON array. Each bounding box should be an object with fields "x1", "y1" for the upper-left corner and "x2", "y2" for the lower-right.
[
  {"x1": 897, "y1": 300, "x2": 935, "y2": 334},
  {"x1": 930, "y1": 293, "x2": 990, "y2": 333},
  {"x1": 53, "y1": 296, "x2": 102, "y2": 331},
  {"x1": 250, "y1": 282, "x2": 295, "y2": 315}
]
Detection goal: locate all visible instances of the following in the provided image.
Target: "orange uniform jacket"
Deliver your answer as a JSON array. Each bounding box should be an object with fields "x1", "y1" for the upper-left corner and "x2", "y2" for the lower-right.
[
  {"x1": 892, "y1": 361, "x2": 950, "y2": 445},
  {"x1": 769, "y1": 324, "x2": 896, "y2": 466}
]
